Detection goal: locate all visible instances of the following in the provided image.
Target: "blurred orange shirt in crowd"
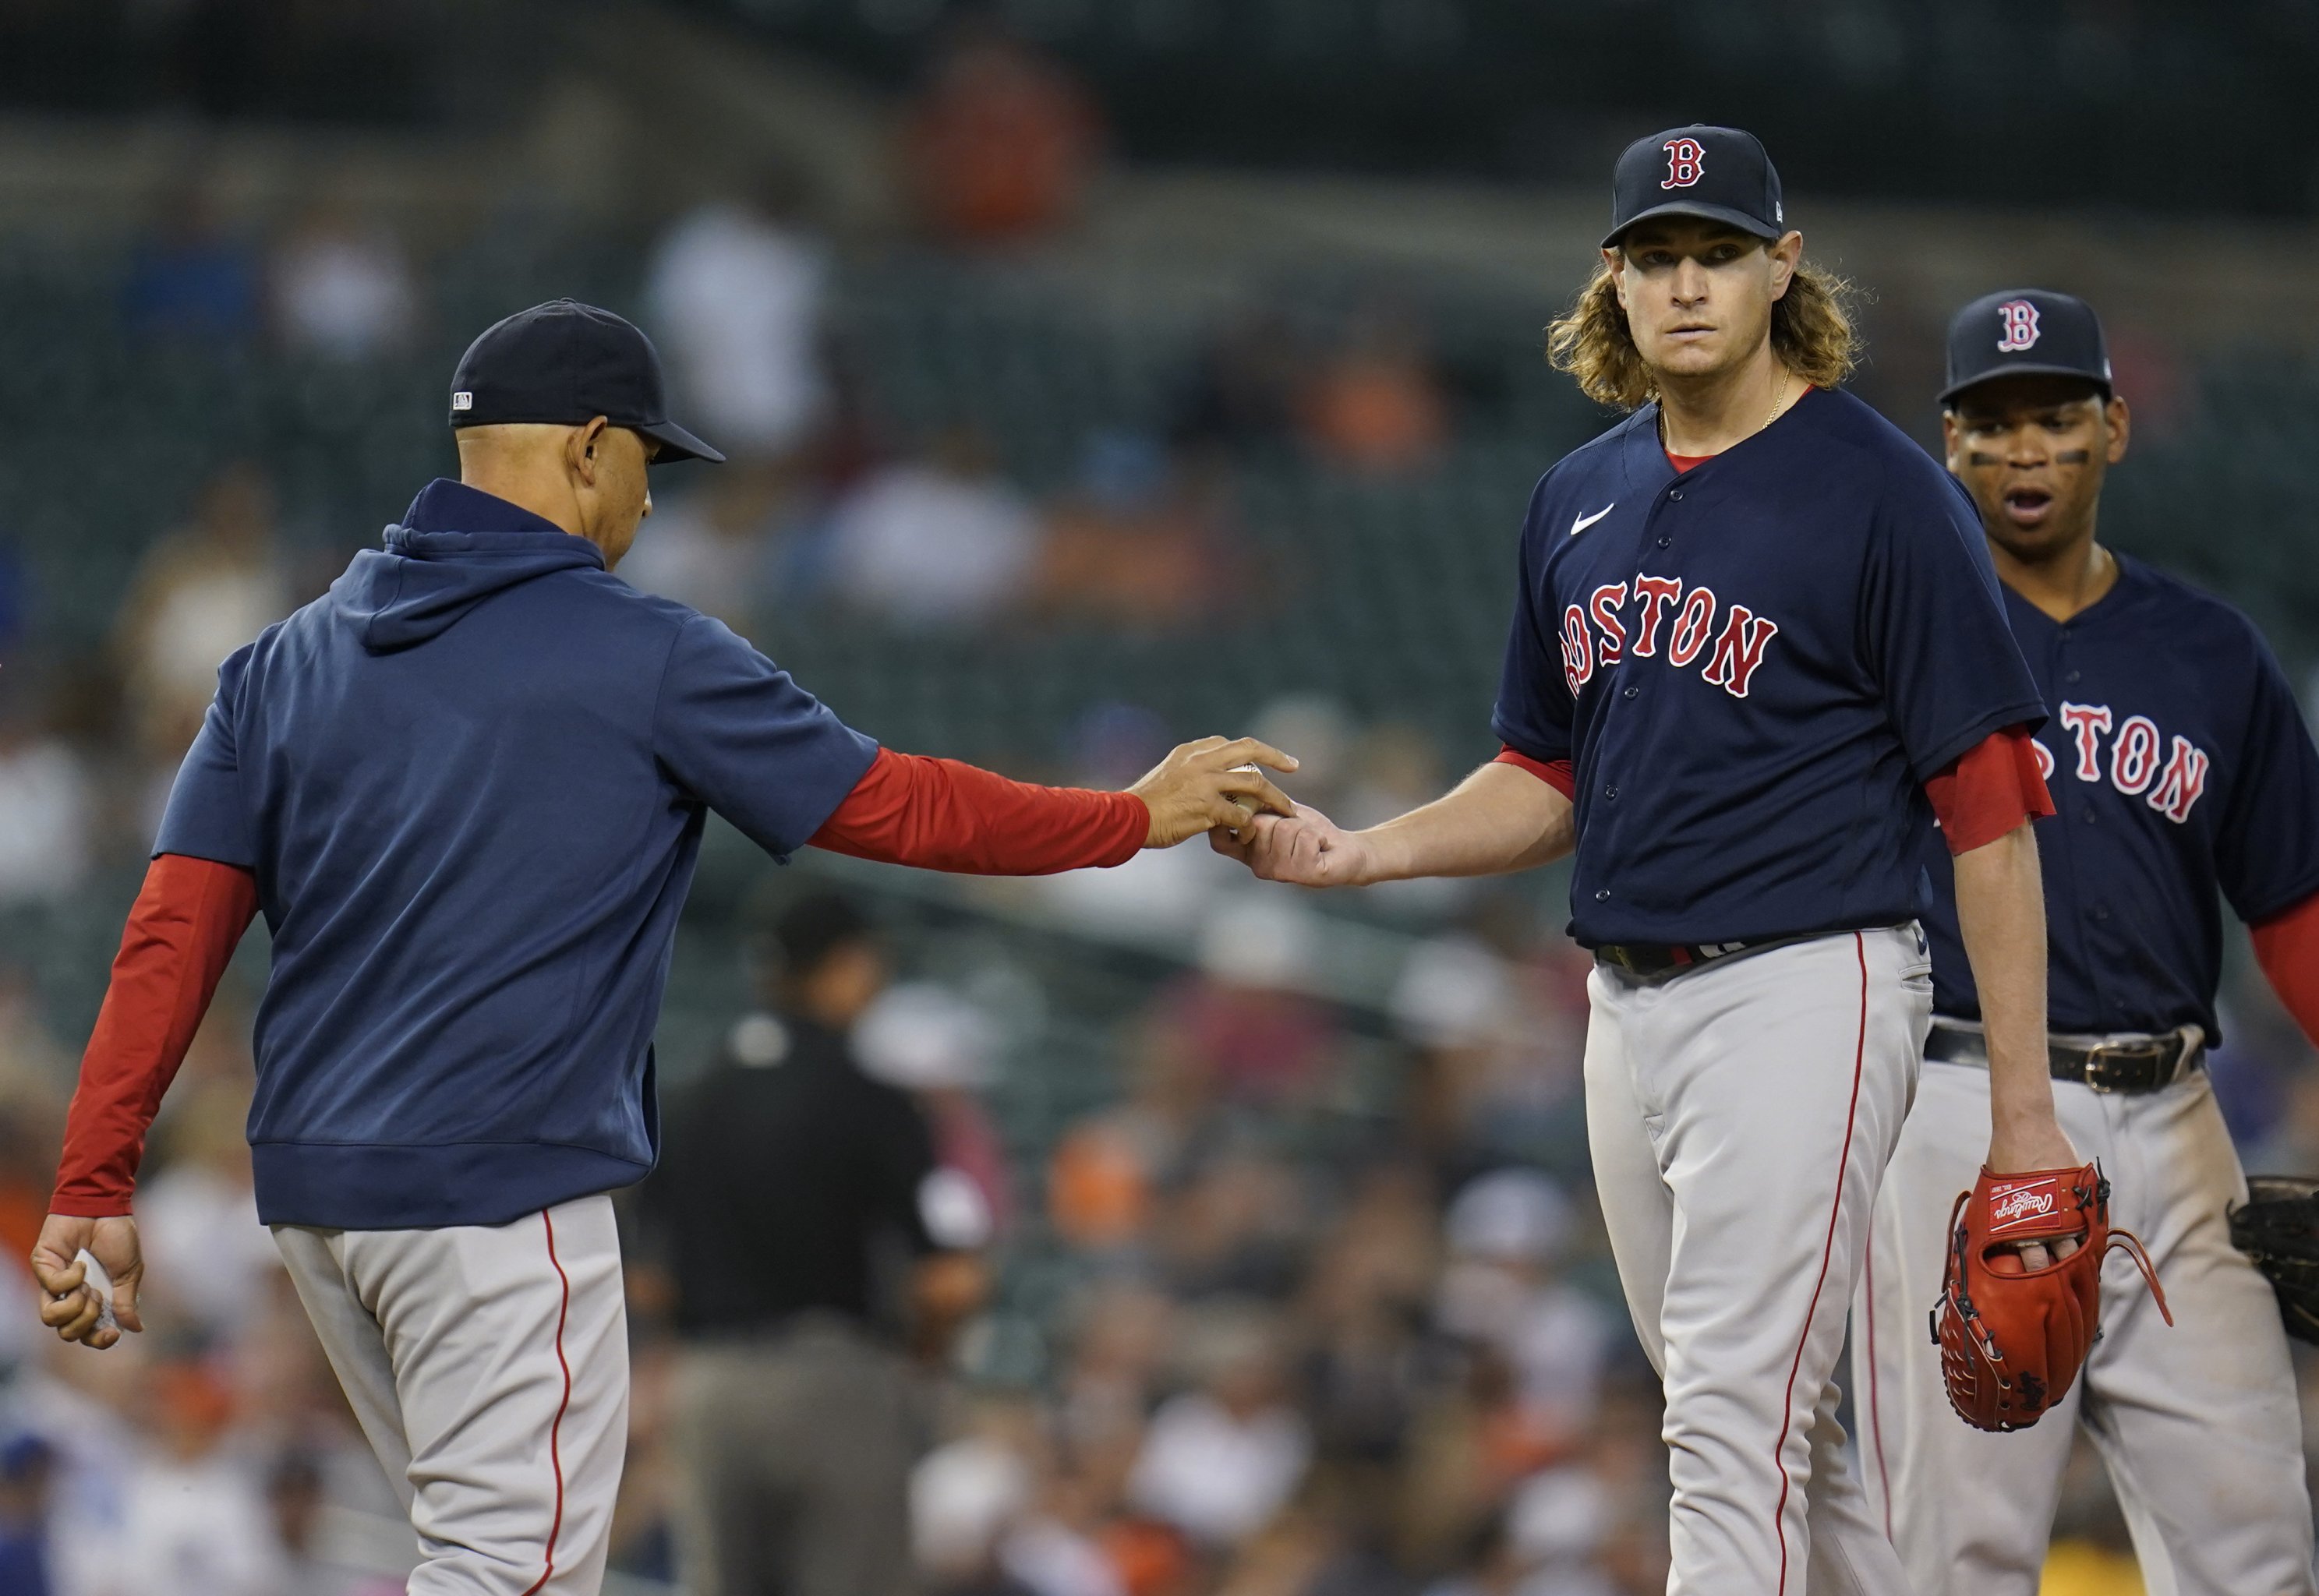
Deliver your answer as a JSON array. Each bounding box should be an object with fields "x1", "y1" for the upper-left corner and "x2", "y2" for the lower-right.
[
  {"x1": 1099, "y1": 1517, "x2": 1196, "y2": 1596},
  {"x1": 903, "y1": 34, "x2": 1102, "y2": 243},
  {"x1": 1300, "y1": 352, "x2": 1448, "y2": 475},
  {"x1": 1048, "y1": 1121, "x2": 1150, "y2": 1248}
]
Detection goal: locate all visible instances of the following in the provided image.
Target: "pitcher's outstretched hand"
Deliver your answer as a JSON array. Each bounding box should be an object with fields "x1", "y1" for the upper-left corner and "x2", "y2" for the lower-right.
[
  {"x1": 1129, "y1": 737, "x2": 1299, "y2": 849},
  {"x1": 1212, "y1": 803, "x2": 1376, "y2": 887}
]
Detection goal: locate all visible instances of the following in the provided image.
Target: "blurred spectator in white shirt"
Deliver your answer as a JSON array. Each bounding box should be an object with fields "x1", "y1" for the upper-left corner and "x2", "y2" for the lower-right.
[
  {"x1": 102, "y1": 1361, "x2": 288, "y2": 1596},
  {"x1": 826, "y1": 428, "x2": 1040, "y2": 627},
  {"x1": 269, "y1": 203, "x2": 417, "y2": 362},
  {"x1": 644, "y1": 179, "x2": 831, "y2": 462},
  {"x1": 267, "y1": 1451, "x2": 404, "y2": 1596},
  {"x1": 1436, "y1": 1171, "x2": 1614, "y2": 1441},
  {"x1": 914, "y1": 1434, "x2": 1035, "y2": 1594},
  {"x1": 1126, "y1": 1302, "x2": 1310, "y2": 1548},
  {"x1": 115, "y1": 462, "x2": 292, "y2": 770},
  {"x1": 614, "y1": 461, "x2": 791, "y2": 630},
  {"x1": 854, "y1": 980, "x2": 1014, "y2": 1236},
  {"x1": 137, "y1": 1079, "x2": 280, "y2": 1344},
  {"x1": 0, "y1": 680, "x2": 92, "y2": 906}
]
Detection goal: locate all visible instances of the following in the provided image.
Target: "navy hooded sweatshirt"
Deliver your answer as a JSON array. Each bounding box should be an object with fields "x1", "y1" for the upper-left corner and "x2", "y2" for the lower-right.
[{"x1": 155, "y1": 479, "x2": 879, "y2": 1229}]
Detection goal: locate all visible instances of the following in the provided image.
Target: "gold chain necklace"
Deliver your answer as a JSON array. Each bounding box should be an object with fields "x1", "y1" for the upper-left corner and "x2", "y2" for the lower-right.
[
  {"x1": 1762, "y1": 368, "x2": 1795, "y2": 432},
  {"x1": 1660, "y1": 368, "x2": 1795, "y2": 455}
]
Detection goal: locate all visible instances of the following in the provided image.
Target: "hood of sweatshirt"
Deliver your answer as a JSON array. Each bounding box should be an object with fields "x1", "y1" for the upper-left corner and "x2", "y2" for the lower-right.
[{"x1": 330, "y1": 478, "x2": 607, "y2": 653}]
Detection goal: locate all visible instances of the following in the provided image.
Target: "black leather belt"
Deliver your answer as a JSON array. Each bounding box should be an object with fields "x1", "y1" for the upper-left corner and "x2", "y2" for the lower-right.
[
  {"x1": 1596, "y1": 936, "x2": 1791, "y2": 979},
  {"x1": 1925, "y1": 1019, "x2": 2204, "y2": 1093}
]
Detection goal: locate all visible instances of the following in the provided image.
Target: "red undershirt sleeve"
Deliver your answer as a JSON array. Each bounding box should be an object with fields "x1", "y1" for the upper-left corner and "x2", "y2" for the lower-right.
[
  {"x1": 809, "y1": 747, "x2": 1148, "y2": 874},
  {"x1": 1924, "y1": 726, "x2": 2056, "y2": 855},
  {"x1": 2251, "y1": 890, "x2": 2319, "y2": 1048},
  {"x1": 51, "y1": 854, "x2": 260, "y2": 1217},
  {"x1": 1493, "y1": 744, "x2": 1576, "y2": 801}
]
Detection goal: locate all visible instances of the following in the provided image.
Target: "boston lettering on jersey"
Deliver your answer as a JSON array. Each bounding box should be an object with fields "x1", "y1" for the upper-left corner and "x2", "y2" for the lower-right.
[
  {"x1": 1561, "y1": 575, "x2": 1783, "y2": 699},
  {"x1": 2041, "y1": 702, "x2": 2208, "y2": 824},
  {"x1": 1918, "y1": 554, "x2": 2319, "y2": 1042},
  {"x1": 1495, "y1": 387, "x2": 2045, "y2": 948}
]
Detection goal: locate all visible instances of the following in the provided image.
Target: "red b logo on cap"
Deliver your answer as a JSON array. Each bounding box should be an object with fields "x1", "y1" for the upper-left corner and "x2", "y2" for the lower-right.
[
  {"x1": 1662, "y1": 137, "x2": 1706, "y2": 189},
  {"x1": 1996, "y1": 299, "x2": 2041, "y2": 352}
]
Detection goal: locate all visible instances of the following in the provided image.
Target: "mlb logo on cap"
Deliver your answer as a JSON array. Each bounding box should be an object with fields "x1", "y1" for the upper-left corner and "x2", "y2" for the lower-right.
[{"x1": 451, "y1": 391, "x2": 474, "y2": 412}]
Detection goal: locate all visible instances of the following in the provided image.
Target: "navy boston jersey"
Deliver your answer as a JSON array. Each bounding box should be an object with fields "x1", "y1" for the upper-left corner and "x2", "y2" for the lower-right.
[
  {"x1": 1918, "y1": 554, "x2": 2319, "y2": 1041},
  {"x1": 1494, "y1": 387, "x2": 2045, "y2": 948}
]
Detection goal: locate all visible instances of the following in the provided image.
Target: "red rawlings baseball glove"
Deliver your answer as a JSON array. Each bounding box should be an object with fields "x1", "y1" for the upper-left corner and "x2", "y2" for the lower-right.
[{"x1": 1932, "y1": 1161, "x2": 2171, "y2": 1432}]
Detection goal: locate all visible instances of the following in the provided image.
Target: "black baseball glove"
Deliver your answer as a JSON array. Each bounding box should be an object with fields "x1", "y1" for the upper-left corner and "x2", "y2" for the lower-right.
[{"x1": 2229, "y1": 1175, "x2": 2319, "y2": 1344}]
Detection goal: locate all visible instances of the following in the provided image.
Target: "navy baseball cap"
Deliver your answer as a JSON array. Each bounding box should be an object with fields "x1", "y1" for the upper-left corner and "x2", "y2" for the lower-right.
[
  {"x1": 1940, "y1": 288, "x2": 2112, "y2": 405},
  {"x1": 448, "y1": 299, "x2": 724, "y2": 464},
  {"x1": 1603, "y1": 125, "x2": 1787, "y2": 249}
]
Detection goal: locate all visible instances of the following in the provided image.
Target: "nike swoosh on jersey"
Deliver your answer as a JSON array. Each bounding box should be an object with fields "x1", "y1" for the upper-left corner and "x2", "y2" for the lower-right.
[{"x1": 1570, "y1": 503, "x2": 1615, "y2": 536}]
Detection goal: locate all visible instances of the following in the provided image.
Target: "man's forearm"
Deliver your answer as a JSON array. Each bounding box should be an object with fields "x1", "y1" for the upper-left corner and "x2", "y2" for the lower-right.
[
  {"x1": 1950, "y1": 823, "x2": 2063, "y2": 1162},
  {"x1": 1360, "y1": 761, "x2": 1575, "y2": 882},
  {"x1": 54, "y1": 854, "x2": 259, "y2": 1216}
]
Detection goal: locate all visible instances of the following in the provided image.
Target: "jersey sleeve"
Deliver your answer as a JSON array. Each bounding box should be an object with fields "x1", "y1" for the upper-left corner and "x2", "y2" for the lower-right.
[
  {"x1": 2215, "y1": 635, "x2": 2319, "y2": 924},
  {"x1": 51, "y1": 854, "x2": 260, "y2": 1216},
  {"x1": 2251, "y1": 891, "x2": 2319, "y2": 1047},
  {"x1": 1923, "y1": 726, "x2": 2055, "y2": 853},
  {"x1": 1862, "y1": 470, "x2": 2048, "y2": 781},
  {"x1": 650, "y1": 614, "x2": 882, "y2": 859},
  {"x1": 152, "y1": 646, "x2": 260, "y2": 868},
  {"x1": 810, "y1": 748, "x2": 1147, "y2": 873},
  {"x1": 1490, "y1": 498, "x2": 1574, "y2": 765},
  {"x1": 1493, "y1": 745, "x2": 1577, "y2": 800}
]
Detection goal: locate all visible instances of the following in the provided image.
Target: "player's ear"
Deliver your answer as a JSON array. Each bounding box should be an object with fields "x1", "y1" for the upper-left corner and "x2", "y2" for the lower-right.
[
  {"x1": 2103, "y1": 394, "x2": 2131, "y2": 465},
  {"x1": 1940, "y1": 409, "x2": 1964, "y2": 473},
  {"x1": 1766, "y1": 231, "x2": 1801, "y2": 301},
  {"x1": 569, "y1": 416, "x2": 610, "y2": 487},
  {"x1": 1603, "y1": 246, "x2": 1630, "y2": 309}
]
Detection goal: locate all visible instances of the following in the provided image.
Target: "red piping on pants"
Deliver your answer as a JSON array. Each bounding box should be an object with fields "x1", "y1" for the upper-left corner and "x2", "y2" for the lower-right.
[
  {"x1": 520, "y1": 1209, "x2": 574, "y2": 1596},
  {"x1": 1769, "y1": 931, "x2": 1871, "y2": 1594},
  {"x1": 1865, "y1": 1239, "x2": 1894, "y2": 1537}
]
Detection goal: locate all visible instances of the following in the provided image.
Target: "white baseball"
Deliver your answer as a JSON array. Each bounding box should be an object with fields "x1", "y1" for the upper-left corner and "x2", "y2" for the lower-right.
[{"x1": 72, "y1": 1248, "x2": 118, "y2": 1335}]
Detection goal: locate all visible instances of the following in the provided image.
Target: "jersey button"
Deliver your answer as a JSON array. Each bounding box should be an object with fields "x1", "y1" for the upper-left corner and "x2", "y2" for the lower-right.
[
  {"x1": 1656, "y1": 536, "x2": 1670, "y2": 548},
  {"x1": 2065, "y1": 670, "x2": 2081, "y2": 683},
  {"x1": 1668, "y1": 489, "x2": 1684, "y2": 501},
  {"x1": 1604, "y1": 786, "x2": 1619, "y2": 800},
  {"x1": 1623, "y1": 686, "x2": 1639, "y2": 700},
  {"x1": 1595, "y1": 889, "x2": 1611, "y2": 902}
]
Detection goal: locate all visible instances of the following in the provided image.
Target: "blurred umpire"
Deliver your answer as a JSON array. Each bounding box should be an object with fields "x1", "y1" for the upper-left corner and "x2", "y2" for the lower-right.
[{"x1": 637, "y1": 892, "x2": 988, "y2": 1596}]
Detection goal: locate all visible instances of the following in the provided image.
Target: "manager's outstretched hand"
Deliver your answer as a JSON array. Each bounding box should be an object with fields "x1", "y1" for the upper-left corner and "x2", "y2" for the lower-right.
[{"x1": 1129, "y1": 737, "x2": 1299, "y2": 848}]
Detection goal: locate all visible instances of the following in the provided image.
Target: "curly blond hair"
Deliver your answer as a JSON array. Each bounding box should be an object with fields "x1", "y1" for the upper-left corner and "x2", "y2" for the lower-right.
[{"x1": 1546, "y1": 252, "x2": 1860, "y2": 411}]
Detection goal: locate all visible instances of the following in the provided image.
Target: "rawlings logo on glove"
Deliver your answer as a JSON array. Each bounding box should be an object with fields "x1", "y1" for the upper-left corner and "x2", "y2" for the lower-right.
[
  {"x1": 1987, "y1": 1184, "x2": 2057, "y2": 1230},
  {"x1": 1932, "y1": 1161, "x2": 2170, "y2": 1432}
]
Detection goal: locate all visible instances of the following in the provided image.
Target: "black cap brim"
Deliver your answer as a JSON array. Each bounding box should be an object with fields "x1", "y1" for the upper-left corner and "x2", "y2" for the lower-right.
[
  {"x1": 1603, "y1": 202, "x2": 1784, "y2": 250},
  {"x1": 638, "y1": 419, "x2": 726, "y2": 464},
  {"x1": 1938, "y1": 365, "x2": 2113, "y2": 406}
]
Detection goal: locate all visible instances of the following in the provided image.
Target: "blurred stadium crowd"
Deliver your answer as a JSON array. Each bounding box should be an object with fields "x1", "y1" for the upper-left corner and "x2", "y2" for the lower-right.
[{"x1": 3, "y1": 7, "x2": 2319, "y2": 1595}]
